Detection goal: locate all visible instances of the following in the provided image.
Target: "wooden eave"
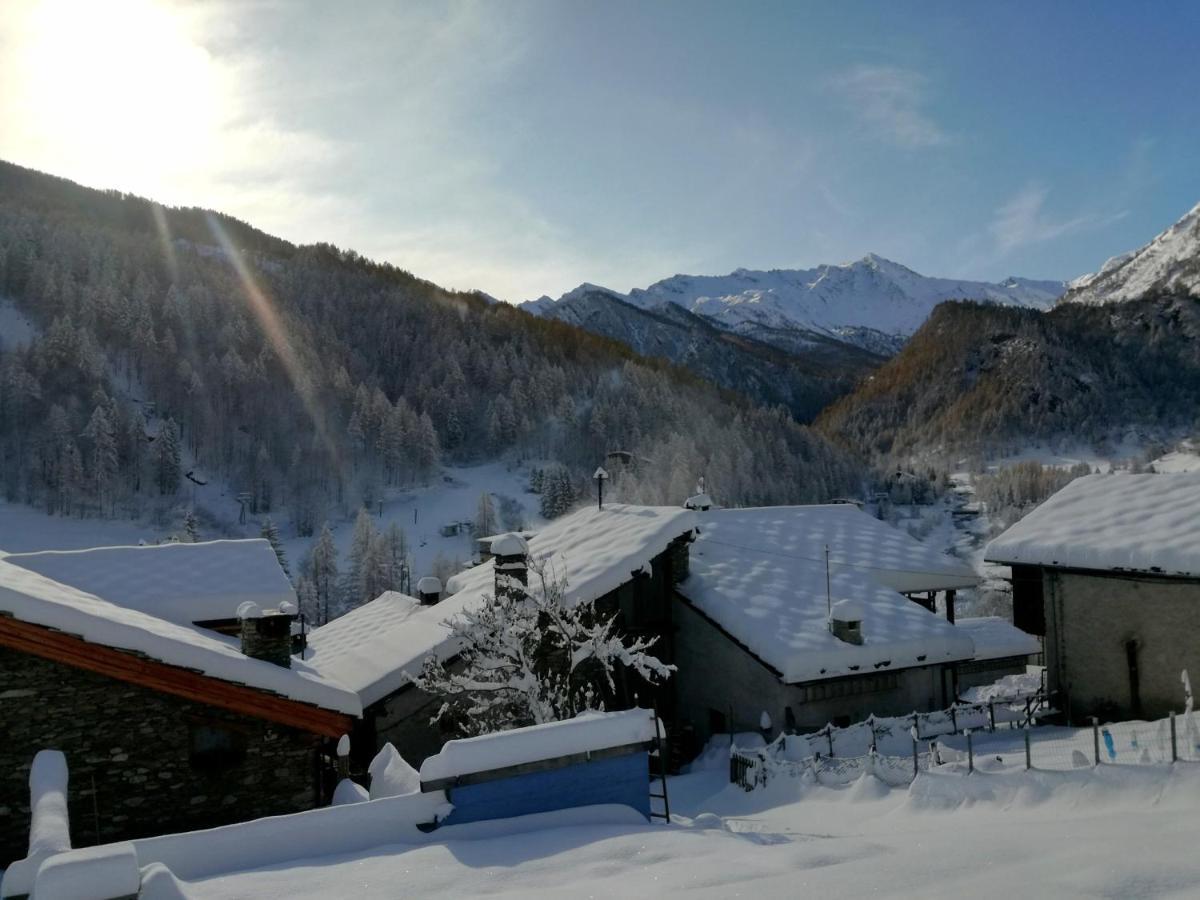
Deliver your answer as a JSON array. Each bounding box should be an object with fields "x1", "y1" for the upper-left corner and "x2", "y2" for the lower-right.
[{"x1": 0, "y1": 614, "x2": 354, "y2": 738}]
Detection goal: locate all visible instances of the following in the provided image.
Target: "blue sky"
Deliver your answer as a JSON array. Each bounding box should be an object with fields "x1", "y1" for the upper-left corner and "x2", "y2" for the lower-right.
[{"x1": 2, "y1": 1, "x2": 1198, "y2": 300}]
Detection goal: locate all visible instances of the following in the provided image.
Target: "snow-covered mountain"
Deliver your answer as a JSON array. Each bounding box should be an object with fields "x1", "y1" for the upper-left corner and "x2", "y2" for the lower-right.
[
  {"x1": 1062, "y1": 201, "x2": 1200, "y2": 305},
  {"x1": 525, "y1": 255, "x2": 1064, "y2": 356}
]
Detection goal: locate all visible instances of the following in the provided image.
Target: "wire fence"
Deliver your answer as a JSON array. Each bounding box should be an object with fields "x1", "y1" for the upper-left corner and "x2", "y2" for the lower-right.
[{"x1": 731, "y1": 709, "x2": 1200, "y2": 791}]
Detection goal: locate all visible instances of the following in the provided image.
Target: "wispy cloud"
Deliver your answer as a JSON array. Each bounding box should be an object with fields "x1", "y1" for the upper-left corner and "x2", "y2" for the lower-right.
[
  {"x1": 827, "y1": 65, "x2": 949, "y2": 149},
  {"x1": 988, "y1": 183, "x2": 1127, "y2": 255}
]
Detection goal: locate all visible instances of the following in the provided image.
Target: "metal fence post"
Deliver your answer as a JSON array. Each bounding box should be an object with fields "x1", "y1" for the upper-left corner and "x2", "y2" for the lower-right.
[
  {"x1": 988, "y1": 701, "x2": 996, "y2": 732},
  {"x1": 1024, "y1": 726, "x2": 1031, "y2": 771},
  {"x1": 1171, "y1": 712, "x2": 1178, "y2": 763},
  {"x1": 826, "y1": 724, "x2": 835, "y2": 758},
  {"x1": 912, "y1": 736, "x2": 919, "y2": 779},
  {"x1": 1092, "y1": 717, "x2": 1100, "y2": 766},
  {"x1": 966, "y1": 729, "x2": 974, "y2": 774},
  {"x1": 950, "y1": 705, "x2": 958, "y2": 734}
]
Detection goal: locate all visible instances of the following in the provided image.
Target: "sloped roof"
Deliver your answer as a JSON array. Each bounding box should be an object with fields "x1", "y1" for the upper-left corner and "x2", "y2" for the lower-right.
[
  {"x1": 985, "y1": 473, "x2": 1200, "y2": 577},
  {"x1": 954, "y1": 617, "x2": 1040, "y2": 661},
  {"x1": 679, "y1": 507, "x2": 976, "y2": 683},
  {"x1": 307, "y1": 504, "x2": 695, "y2": 703},
  {"x1": 0, "y1": 558, "x2": 360, "y2": 716},
  {"x1": 4, "y1": 540, "x2": 296, "y2": 626}
]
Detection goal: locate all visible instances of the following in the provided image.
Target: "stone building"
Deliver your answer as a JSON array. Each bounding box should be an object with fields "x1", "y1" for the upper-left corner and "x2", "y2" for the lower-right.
[
  {"x1": 305, "y1": 504, "x2": 696, "y2": 769},
  {"x1": 672, "y1": 505, "x2": 1025, "y2": 742},
  {"x1": 986, "y1": 472, "x2": 1200, "y2": 722},
  {"x1": 0, "y1": 547, "x2": 360, "y2": 865}
]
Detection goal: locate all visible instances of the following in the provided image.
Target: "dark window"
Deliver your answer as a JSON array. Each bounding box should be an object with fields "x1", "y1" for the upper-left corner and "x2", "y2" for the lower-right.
[
  {"x1": 708, "y1": 708, "x2": 727, "y2": 735},
  {"x1": 189, "y1": 724, "x2": 248, "y2": 771},
  {"x1": 1011, "y1": 565, "x2": 1046, "y2": 636}
]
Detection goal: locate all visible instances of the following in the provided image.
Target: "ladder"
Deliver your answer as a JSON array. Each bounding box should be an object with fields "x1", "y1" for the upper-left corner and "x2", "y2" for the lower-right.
[{"x1": 648, "y1": 702, "x2": 671, "y2": 822}]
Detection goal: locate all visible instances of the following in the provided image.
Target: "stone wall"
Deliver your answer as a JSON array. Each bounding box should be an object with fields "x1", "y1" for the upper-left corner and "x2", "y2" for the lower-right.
[
  {"x1": 0, "y1": 647, "x2": 323, "y2": 866},
  {"x1": 1044, "y1": 569, "x2": 1200, "y2": 721},
  {"x1": 672, "y1": 595, "x2": 950, "y2": 744}
]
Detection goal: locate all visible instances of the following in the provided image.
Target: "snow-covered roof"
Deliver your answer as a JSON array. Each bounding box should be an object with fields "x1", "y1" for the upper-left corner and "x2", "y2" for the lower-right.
[
  {"x1": 308, "y1": 504, "x2": 695, "y2": 703},
  {"x1": 954, "y1": 617, "x2": 1040, "y2": 662},
  {"x1": 679, "y1": 508, "x2": 976, "y2": 683},
  {"x1": 303, "y1": 592, "x2": 425, "y2": 707},
  {"x1": 985, "y1": 473, "x2": 1200, "y2": 577},
  {"x1": 3, "y1": 539, "x2": 296, "y2": 626},
  {"x1": 419, "y1": 708, "x2": 658, "y2": 783},
  {"x1": 0, "y1": 558, "x2": 360, "y2": 716}
]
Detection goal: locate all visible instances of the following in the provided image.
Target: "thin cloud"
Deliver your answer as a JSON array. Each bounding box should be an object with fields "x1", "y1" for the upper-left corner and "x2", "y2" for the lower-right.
[
  {"x1": 828, "y1": 64, "x2": 949, "y2": 149},
  {"x1": 989, "y1": 184, "x2": 1128, "y2": 256}
]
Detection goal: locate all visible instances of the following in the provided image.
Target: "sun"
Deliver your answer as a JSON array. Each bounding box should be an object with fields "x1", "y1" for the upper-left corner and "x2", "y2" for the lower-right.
[{"x1": 2, "y1": 0, "x2": 226, "y2": 200}]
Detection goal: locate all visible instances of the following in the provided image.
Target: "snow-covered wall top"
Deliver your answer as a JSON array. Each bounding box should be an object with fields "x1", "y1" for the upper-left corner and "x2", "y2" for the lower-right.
[
  {"x1": 419, "y1": 708, "x2": 657, "y2": 783},
  {"x1": 985, "y1": 473, "x2": 1200, "y2": 577},
  {"x1": 307, "y1": 504, "x2": 695, "y2": 703},
  {"x1": 3, "y1": 539, "x2": 296, "y2": 626},
  {"x1": 953, "y1": 617, "x2": 1041, "y2": 662},
  {"x1": 1062, "y1": 201, "x2": 1200, "y2": 304},
  {"x1": 680, "y1": 507, "x2": 976, "y2": 683},
  {"x1": 0, "y1": 559, "x2": 361, "y2": 715}
]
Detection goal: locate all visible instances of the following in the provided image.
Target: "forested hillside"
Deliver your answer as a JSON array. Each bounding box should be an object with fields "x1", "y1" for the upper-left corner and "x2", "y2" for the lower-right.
[
  {"x1": 0, "y1": 161, "x2": 862, "y2": 534},
  {"x1": 817, "y1": 296, "x2": 1200, "y2": 462}
]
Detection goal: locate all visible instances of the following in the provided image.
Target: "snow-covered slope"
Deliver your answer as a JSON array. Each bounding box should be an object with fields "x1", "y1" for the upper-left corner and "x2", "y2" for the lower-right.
[
  {"x1": 1062, "y1": 201, "x2": 1200, "y2": 304},
  {"x1": 525, "y1": 255, "x2": 1063, "y2": 355}
]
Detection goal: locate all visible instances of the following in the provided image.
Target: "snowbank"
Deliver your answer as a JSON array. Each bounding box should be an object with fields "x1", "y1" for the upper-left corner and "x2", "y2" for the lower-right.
[
  {"x1": 420, "y1": 709, "x2": 658, "y2": 783},
  {"x1": 4, "y1": 540, "x2": 296, "y2": 626},
  {"x1": 986, "y1": 473, "x2": 1200, "y2": 576},
  {"x1": 682, "y1": 508, "x2": 976, "y2": 683},
  {"x1": 0, "y1": 559, "x2": 360, "y2": 715},
  {"x1": 32, "y1": 843, "x2": 140, "y2": 900},
  {"x1": 369, "y1": 743, "x2": 421, "y2": 799},
  {"x1": 1, "y1": 750, "x2": 70, "y2": 899}
]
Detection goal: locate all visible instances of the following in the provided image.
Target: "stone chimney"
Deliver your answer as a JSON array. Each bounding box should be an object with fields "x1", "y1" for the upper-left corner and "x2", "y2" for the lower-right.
[
  {"x1": 417, "y1": 575, "x2": 443, "y2": 605},
  {"x1": 237, "y1": 601, "x2": 297, "y2": 667},
  {"x1": 490, "y1": 533, "x2": 529, "y2": 603},
  {"x1": 828, "y1": 598, "x2": 865, "y2": 646}
]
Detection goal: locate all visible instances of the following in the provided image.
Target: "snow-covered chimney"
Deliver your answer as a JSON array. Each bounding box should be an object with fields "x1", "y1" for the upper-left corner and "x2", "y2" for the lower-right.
[
  {"x1": 828, "y1": 598, "x2": 865, "y2": 646},
  {"x1": 237, "y1": 600, "x2": 297, "y2": 667},
  {"x1": 417, "y1": 575, "x2": 443, "y2": 605},
  {"x1": 490, "y1": 533, "x2": 529, "y2": 603}
]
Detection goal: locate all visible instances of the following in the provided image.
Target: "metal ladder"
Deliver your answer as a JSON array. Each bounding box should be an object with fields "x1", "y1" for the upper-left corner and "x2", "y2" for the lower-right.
[{"x1": 648, "y1": 703, "x2": 671, "y2": 822}]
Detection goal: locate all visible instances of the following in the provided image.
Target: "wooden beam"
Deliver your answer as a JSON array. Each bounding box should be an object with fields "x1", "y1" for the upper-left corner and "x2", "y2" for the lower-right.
[{"x1": 0, "y1": 617, "x2": 354, "y2": 738}]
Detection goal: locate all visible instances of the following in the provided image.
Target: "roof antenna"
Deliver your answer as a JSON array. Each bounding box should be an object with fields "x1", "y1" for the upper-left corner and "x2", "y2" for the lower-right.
[{"x1": 825, "y1": 544, "x2": 832, "y2": 623}]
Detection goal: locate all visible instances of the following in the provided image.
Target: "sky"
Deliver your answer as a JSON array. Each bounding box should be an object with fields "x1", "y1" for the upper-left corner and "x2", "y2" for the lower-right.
[{"x1": 1, "y1": 0, "x2": 1198, "y2": 302}]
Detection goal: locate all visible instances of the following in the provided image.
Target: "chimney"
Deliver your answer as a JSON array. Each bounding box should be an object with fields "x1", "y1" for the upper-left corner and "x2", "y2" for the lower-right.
[
  {"x1": 828, "y1": 598, "x2": 865, "y2": 646},
  {"x1": 490, "y1": 533, "x2": 529, "y2": 603},
  {"x1": 237, "y1": 600, "x2": 297, "y2": 667},
  {"x1": 417, "y1": 576, "x2": 443, "y2": 605}
]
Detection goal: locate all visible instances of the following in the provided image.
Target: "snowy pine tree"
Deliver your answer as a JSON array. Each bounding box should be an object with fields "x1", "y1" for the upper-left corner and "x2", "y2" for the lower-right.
[
  {"x1": 309, "y1": 522, "x2": 339, "y2": 624},
  {"x1": 260, "y1": 516, "x2": 289, "y2": 576},
  {"x1": 474, "y1": 491, "x2": 497, "y2": 537},
  {"x1": 413, "y1": 563, "x2": 673, "y2": 736},
  {"x1": 155, "y1": 417, "x2": 181, "y2": 496},
  {"x1": 183, "y1": 510, "x2": 200, "y2": 542}
]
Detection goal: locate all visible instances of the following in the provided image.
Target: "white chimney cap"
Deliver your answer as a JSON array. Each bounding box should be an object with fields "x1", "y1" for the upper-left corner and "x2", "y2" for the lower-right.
[
  {"x1": 417, "y1": 576, "x2": 443, "y2": 594},
  {"x1": 490, "y1": 533, "x2": 529, "y2": 557},
  {"x1": 337, "y1": 734, "x2": 351, "y2": 757},
  {"x1": 236, "y1": 601, "x2": 262, "y2": 620},
  {"x1": 278, "y1": 600, "x2": 297, "y2": 615},
  {"x1": 829, "y1": 598, "x2": 866, "y2": 622}
]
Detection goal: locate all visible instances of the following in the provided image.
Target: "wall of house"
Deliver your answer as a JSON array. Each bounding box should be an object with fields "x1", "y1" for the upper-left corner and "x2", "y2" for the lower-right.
[
  {"x1": 370, "y1": 682, "x2": 455, "y2": 769},
  {"x1": 672, "y1": 596, "x2": 949, "y2": 746},
  {"x1": 1044, "y1": 569, "x2": 1200, "y2": 721},
  {"x1": 0, "y1": 648, "x2": 322, "y2": 866}
]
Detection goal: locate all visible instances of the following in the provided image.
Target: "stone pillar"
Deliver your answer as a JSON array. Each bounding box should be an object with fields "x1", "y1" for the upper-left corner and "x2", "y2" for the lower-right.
[
  {"x1": 945, "y1": 589, "x2": 956, "y2": 624},
  {"x1": 417, "y1": 576, "x2": 443, "y2": 605},
  {"x1": 238, "y1": 603, "x2": 296, "y2": 668},
  {"x1": 490, "y1": 534, "x2": 529, "y2": 603}
]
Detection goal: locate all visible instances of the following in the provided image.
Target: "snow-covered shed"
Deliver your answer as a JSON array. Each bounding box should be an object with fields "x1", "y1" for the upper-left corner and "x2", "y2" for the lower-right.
[
  {"x1": 0, "y1": 556, "x2": 359, "y2": 862},
  {"x1": 986, "y1": 473, "x2": 1200, "y2": 722},
  {"x1": 306, "y1": 504, "x2": 695, "y2": 766},
  {"x1": 673, "y1": 506, "x2": 980, "y2": 741},
  {"x1": 952, "y1": 616, "x2": 1042, "y2": 694},
  {"x1": 3, "y1": 539, "x2": 296, "y2": 631}
]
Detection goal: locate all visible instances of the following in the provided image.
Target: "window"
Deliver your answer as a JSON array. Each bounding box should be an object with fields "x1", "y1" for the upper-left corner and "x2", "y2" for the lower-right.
[
  {"x1": 794, "y1": 672, "x2": 900, "y2": 704},
  {"x1": 708, "y1": 708, "x2": 728, "y2": 735},
  {"x1": 189, "y1": 723, "x2": 248, "y2": 771}
]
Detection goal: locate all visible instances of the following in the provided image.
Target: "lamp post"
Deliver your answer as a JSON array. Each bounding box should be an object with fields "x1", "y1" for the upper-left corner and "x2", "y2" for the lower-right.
[{"x1": 593, "y1": 466, "x2": 609, "y2": 510}]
